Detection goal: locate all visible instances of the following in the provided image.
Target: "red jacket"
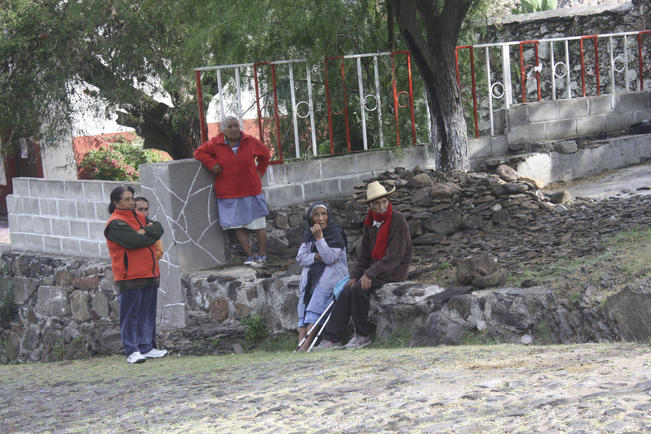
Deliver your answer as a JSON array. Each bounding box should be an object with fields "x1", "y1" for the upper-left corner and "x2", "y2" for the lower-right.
[
  {"x1": 194, "y1": 131, "x2": 270, "y2": 199},
  {"x1": 105, "y1": 209, "x2": 160, "y2": 283}
]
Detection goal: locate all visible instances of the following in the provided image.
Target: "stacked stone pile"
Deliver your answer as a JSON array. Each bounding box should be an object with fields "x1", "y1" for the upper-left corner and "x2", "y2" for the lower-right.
[{"x1": 262, "y1": 164, "x2": 650, "y2": 285}]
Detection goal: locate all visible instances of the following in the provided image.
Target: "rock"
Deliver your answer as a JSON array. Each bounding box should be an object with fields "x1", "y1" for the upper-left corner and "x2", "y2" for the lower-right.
[
  {"x1": 472, "y1": 268, "x2": 507, "y2": 288},
  {"x1": 209, "y1": 297, "x2": 229, "y2": 321},
  {"x1": 232, "y1": 343, "x2": 245, "y2": 354},
  {"x1": 273, "y1": 212, "x2": 290, "y2": 230},
  {"x1": 412, "y1": 233, "x2": 444, "y2": 245},
  {"x1": 555, "y1": 204, "x2": 568, "y2": 212},
  {"x1": 518, "y1": 176, "x2": 545, "y2": 189},
  {"x1": 507, "y1": 142, "x2": 526, "y2": 152},
  {"x1": 235, "y1": 303, "x2": 252, "y2": 319},
  {"x1": 520, "y1": 334, "x2": 533, "y2": 345},
  {"x1": 54, "y1": 269, "x2": 72, "y2": 286},
  {"x1": 553, "y1": 140, "x2": 578, "y2": 153},
  {"x1": 430, "y1": 183, "x2": 460, "y2": 199},
  {"x1": 496, "y1": 164, "x2": 519, "y2": 182},
  {"x1": 521, "y1": 279, "x2": 539, "y2": 288},
  {"x1": 456, "y1": 255, "x2": 500, "y2": 285},
  {"x1": 423, "y1": 209, "x2": 462, "y2": 235},
  {"x1": 35, "y1": 286, "x2": 71, "y2": 317},
  {"x1": 410, "y1": 187, "x2": 433, "y2": 206},
  {"x1": 70, "y1": 290, "x2": 92, "y2": 322},
  {"x1": 408, "y1": 173, "x2": 434, "y2": 188},
  {"x1": 548, "y1": 190, "x2": 572, "y2": 204},
  {"x1": 603, "y1": 282, "x2": 651, "y2": 342},
  {"x1": 11, "y1": 277, "x2": 37, "y2": 305},
  {"x1": 503, "y1": 183, "x2": 529, "y2": 194},
  {"x1": 91, "y1": 292, "x2": 109, "y2": 318},
  {"x1": 71, "y1": 275, "x2": 100, "y2": 291}
]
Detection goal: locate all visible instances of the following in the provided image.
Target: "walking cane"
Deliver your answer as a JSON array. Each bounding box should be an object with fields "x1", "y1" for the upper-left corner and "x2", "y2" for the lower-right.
[
  {"x1": 306, "y1": 308, "x2": 334, "y2": 352},
  {"x1": 293, "y1": 299, "x2": 335, "y2": 352}
]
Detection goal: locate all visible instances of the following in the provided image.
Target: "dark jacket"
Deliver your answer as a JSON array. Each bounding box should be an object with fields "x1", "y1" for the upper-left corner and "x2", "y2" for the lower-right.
[
  {"x1": 193, "y1": 131, "x2": 270, "y2": 199},
  {"x1": 350, "y1": 208, "x2": 412, "y2": 283}
]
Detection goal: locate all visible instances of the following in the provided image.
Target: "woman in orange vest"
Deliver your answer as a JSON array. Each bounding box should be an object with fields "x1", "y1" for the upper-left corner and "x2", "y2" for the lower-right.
[{"x1": 104, "y1": 186, "x2": 167, "y2": 364}]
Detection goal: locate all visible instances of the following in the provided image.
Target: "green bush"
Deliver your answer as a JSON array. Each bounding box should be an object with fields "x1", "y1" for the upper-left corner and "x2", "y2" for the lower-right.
[
  {"x1": 242, "y1": 314, "x2": 269, "y2": 344},
  {"x1": 0, "y1": 287, "x2": 15, "y2": 328},
  {"x1": 77, "y1": 136, "x2": 171, "y2": 181}
]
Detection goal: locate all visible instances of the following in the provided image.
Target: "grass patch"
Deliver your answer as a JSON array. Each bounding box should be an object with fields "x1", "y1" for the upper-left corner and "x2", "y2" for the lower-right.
[
  {"x1": 460, "y1": 329, "x2": 497, "y2": 345},
  {"x1": 507, "y1": 226, "x2": 651, "y2": 289},
  {"x1": 374, "y1": 328, "x2": 413, "y2": 349},
  {"x1": 254, "y1": 332, "x2": 297, "y2": 353}
]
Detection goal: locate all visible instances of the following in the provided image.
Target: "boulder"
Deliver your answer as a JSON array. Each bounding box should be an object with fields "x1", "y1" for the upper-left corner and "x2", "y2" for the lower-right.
[
  {"x1": 548, "y1": 190, "x2": 572, "y2": 204},
  {"x1": 496, "y1": 164, "x2": 519, "y2": 182},
  {"x1": 456, "y1": 254, "x2": 500, "y2": 285},
  {"x1": 553, "y1": 140, "x2": 578, "y2": 154},
  {"x1": 35, "y1": 286, "x2": 71, "y2": 317},
  {"x1": 70, "y1": 290, "x2": 92, "y2": 322}
]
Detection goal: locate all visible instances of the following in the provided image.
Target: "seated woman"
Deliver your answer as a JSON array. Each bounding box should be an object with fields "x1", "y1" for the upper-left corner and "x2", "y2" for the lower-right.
[{"x1": 296, "y1": 202, "x2": 348, "y2": 351}]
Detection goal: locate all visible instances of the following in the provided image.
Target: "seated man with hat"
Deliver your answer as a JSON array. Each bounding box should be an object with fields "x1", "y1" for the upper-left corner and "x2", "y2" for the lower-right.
[{"x1": 315, "y1": 180, "x2": 412, "y2": 350}]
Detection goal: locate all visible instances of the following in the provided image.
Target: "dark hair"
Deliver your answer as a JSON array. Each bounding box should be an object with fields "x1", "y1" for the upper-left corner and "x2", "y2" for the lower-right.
[
  {"x1": 134, "y1": 196, "x2": 149, "y2": 204},
  {"x1": 108, "y1": 186, "x2": 135, "y2": 214}
]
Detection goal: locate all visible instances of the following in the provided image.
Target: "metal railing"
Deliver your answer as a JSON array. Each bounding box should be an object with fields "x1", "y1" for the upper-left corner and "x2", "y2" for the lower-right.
[
  {"x1": 195, "y1": 30, "x2": 649, "y2": 162},
  {"x1": 461, "y1": 30, "x2": 650, "y2": 137}
]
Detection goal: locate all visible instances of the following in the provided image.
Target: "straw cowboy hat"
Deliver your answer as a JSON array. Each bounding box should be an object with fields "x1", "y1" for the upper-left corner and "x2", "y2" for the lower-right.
[{"x1": 360, "y1": 181, "x2": 396, "y2": 203}]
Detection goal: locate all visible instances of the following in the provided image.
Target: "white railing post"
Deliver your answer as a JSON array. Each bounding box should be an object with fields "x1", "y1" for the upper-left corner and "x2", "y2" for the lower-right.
[
  {"x1": 235, "y1": 68, "x2": 243, "y2": 125},
  {"x1": 356, "y1": 57, "x2": 369, "y2": 150},
  {"x1": 374, "y1": 56, "x2": 384, "y2": 148},
  {"x1": 551, "y1": 41, "x2": 557, "y2": 100},
  {"x1": 485, "y1": 46, "x2": 495, "y2": 136},
  {"x1": 217, "y1": 69, "x2": 225, "y2": 120},
  {"x1": 501, "y1": 44, "x2": 512, "y2": 109},
  {"x1": 609, "y1": 36, "x2": 616, "y2": 95},
  {"x1": 624, "y1": 35, "x2": 630, "y2": 92},
  {"x1": 565, "y1": 40, "x2": 571, "y2": 99},
  {"x1": 306, "y1": 66, "x2": 318, "y2": 156},
  {"x1": 288, "y1": 64, "x2": 301, "y2": 158}
]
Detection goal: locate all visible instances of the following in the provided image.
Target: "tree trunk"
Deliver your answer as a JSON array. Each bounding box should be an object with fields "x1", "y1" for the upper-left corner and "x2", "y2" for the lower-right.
[
  {"x1": 80, "y1": 58, "x2": 199, "y2": 160},
  {"x1": 388, "y1": 0, "x2": 471, "y2": 172}
]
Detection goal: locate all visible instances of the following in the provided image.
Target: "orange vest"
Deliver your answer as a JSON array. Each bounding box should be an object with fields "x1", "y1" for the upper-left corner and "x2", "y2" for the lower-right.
[{"x1": 105, "y1": 209, "x2": 160, "y2": 282}]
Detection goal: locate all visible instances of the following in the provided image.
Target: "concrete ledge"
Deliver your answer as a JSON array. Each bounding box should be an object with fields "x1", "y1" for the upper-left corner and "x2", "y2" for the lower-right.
[{"x1": 515, "y1": 133, "x2": 651, "y2": 185}]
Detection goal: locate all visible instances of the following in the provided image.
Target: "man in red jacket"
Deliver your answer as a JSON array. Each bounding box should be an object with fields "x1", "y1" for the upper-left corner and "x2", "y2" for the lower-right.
[{"x1": 194, "y1": 116, "x2": 271, "y2": 266}]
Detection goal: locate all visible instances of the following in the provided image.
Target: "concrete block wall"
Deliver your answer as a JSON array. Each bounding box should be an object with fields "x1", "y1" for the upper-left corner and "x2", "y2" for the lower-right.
[
  {"x1": 7, "y1": 179, "x2": 140, "y2": 258},
  {"x1": 505, "y1": 91, "x2": 651, "y2": 145}
]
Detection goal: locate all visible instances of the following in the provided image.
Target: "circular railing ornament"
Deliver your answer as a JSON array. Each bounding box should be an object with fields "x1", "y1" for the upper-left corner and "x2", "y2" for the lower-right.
[
  {"x1": 553, "y1": 61, "x2": 568, "y2": 78},
  {"x1": 295, "y1": 101, "x2": 310, "y2": 119},
  {"x1": 363, "y1": 94, "x2": 378, "y2": 112},
  {"x1": 491, "y1": 82, "x2": 505, "y2": 99}
]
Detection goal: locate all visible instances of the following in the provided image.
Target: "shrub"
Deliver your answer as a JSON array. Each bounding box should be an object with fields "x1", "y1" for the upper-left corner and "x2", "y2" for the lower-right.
[
  {"x1": 77, "y1": 136, "x2": 171, "y2": 181},
  {"x1": 0, "y1": 287, "x2": 15, "y2": 328},
  {"x1": 242, "y1": 314, "x2": 269, "y2": 344}
]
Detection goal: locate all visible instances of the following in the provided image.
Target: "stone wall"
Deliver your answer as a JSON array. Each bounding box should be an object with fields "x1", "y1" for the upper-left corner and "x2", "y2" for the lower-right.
[{"x1": 0, "y1": 253, "x2": 120, "y2": 362}]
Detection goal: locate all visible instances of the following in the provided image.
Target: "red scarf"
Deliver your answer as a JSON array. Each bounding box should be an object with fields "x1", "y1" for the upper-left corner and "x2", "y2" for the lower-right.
[{"x1": 363, "y1": 201, "x2": 393, "y2": 260}]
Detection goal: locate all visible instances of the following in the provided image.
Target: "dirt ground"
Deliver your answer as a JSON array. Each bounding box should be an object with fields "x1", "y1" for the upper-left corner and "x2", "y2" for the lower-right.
[{"x1": 1, "y1": 343, "x2": 649, "y2": 432}]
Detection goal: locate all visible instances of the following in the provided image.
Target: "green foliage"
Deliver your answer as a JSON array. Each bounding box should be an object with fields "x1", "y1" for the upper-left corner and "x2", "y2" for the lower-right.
[
  {"x1": 513, "y1": 0, "x2": 557, "y2": 14},
  {"x1": 254, "y1": 333, "x2": 297, "y2": 353},
  {"x1": 241, "y1": 314, "x2": 269, "y2": 344},
  {"x1": 461, "y1": 329, "x2": 497, "y2": 345},
  {"x1": 77, "y1": 135, "x2": 170, "y2": 181},
  {"x1": 568, "y1": 291, "x2": 581, "y2": 306},
  {"x1": 533, "y1": 321, "x2": 553, "y2": 344},
  {"x1": 0, "y1": 287, "x2": 15, "y2": 328},
  {"x1": 374, "y1": 328, "x2": 412, "y2": 349},
  {"x1": 51, "y1": 340, "x2": 66, "y2": 362}
]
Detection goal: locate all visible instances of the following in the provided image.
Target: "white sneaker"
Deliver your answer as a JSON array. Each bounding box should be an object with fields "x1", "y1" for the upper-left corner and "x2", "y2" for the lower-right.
[
  {"x1": 126, "y1": 351, "x2": 146, "y2": 364},
  {"x1": 142, "y1": 348, "x2": 168, "y2": 358}
]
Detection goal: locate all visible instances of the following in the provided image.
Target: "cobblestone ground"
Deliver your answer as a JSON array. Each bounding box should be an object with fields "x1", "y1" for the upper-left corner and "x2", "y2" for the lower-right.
[{"x1": 1, "y1": 343, "x2": 649, "y2": 433}]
